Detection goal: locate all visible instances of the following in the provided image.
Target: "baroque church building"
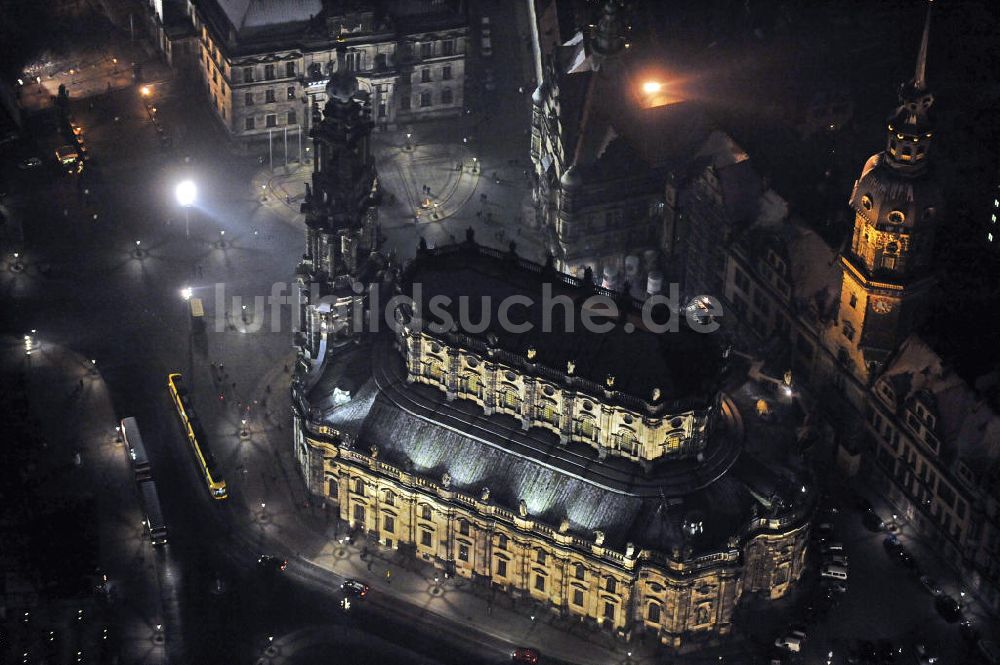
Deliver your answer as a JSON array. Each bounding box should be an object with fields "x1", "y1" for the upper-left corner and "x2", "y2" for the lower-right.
[{"x1": 292, "y1": 58, "x2": 814, "y2": 647}]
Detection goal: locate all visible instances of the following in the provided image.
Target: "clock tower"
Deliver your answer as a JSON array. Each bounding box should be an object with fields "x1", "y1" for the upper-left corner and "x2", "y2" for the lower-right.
[{"x1": 834, "y1": 1, "x2": 942, "y2": 381}]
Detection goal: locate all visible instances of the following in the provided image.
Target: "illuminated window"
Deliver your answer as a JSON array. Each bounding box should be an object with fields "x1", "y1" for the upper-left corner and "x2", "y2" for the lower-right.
[
  {"x1": 989, "y1": 233, "x2": 994, "y2": 242},
  {"x1": 887, "y1": 211, "x2": 905, "y2": 224},
  {"x1": 861, "y1": 195, "x2": 873, "y2": 211},
  {"x1": 849, "y1": 294, "x2": 858, "y2": 309},
  {"x1": 458, "y1": 543, "x2": 469, "y2": 561},
  {"x1": 992, "y1": 214, "x2": 997, "y2": 223}
]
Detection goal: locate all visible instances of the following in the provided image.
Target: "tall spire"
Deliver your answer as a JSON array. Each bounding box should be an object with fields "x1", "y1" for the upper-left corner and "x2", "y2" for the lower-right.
[{"x1": 913, "y1": 0, "x2": 933, "y2": 91}]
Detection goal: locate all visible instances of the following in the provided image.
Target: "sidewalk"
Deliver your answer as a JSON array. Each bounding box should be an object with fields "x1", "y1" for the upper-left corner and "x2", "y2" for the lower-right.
[{"x1": 5, "y1": 336, "x2": 169, "y2": 664}]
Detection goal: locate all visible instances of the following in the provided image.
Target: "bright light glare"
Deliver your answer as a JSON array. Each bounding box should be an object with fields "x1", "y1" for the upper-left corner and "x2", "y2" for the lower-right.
[
  {"x1": 642, "y1": 81, "x2": 663, "y2": 94},
  {"x1": 140, "y1": 85, "x2": 151, "y2": 96},
  {"x1": 176, "y1": 180, "x2": 197, "y2": 207},
  {"x1": 181, "y1": 287, "x2": 192, "y2": 301}
]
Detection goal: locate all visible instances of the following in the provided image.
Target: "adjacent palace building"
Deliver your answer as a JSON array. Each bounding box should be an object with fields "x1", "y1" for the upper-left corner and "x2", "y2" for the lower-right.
[
  {"x1": 189, "y1": 0, "x2": 467, "y2": 145},
  {"x1": 290, "y1": 60, "x2": 813, "y2": 647}
]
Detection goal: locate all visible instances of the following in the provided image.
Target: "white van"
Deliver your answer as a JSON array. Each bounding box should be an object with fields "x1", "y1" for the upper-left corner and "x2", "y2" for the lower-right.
[{"x1": 820, "y1": 563, "x2": 848, "y2": 580}]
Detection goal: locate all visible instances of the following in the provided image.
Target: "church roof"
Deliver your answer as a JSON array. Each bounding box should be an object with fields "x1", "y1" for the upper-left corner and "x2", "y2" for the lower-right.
[
  {"x1": 400, "y1": 241, "x2": 723, "y2": 408},
  {"x1": 306, "y1": 339, "x2": 807, "y2": 555}
]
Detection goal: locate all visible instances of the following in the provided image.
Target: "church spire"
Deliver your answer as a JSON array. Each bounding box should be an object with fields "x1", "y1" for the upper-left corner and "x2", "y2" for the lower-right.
[
  {"x1": 913, "y1": 0, "x2": 932, "y2": 92},
  {"x1": 884, "y1": 0, "x2": 935, "y2": 173}
]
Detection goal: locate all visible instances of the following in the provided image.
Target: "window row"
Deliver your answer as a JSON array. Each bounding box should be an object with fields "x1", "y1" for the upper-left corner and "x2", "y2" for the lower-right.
[
  {"x1": 245, "y1": 111, "x2": 298, "y2": 130},
  {"x1": 400, "y1": 89, "x2": 455, "y2": 110},
  {"x1": 245, "y1": 87, "x2": 297, "y2": 105},
  {"x1": 417, "y1": 65, "x2": 454, "y2": 83},
  {"x1": 242, "y1": 62, "x2": 296, "y2": 83}
]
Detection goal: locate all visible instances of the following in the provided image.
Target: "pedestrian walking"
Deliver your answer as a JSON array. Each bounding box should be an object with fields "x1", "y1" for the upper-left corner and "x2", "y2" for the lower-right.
[
  {"x1": 386, "y1": 569, "x2": 392, "y2": 584},
  {"x1": 265, "y1": 384, "x2": 271, "y2": 393},
  {"x1": 232, "y1": 382, "x2": 236, "y2": 390}
]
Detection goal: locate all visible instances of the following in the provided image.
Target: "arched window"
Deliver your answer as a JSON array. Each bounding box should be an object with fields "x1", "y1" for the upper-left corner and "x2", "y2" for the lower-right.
[
  {"x1": 695, "y1": 605, "x2": 711, "y2": 625},
  {"x1": 605, "y1": 577, "x2": 617, "y2": 594},
  {"x1": 574, "y1": 563, "x2": 586, "y2": 580},
  {"x1": 536, "y1": 549, "x2": 547, "y2": 565},
  {"x1": 459, "y1": 520, "x2": 470, "y2": 536},
  {"x1": 384, "y1": 490, "x2": 395, "y2": 507},
  {"x1": 421, "y1": 504, "x2": 432, "y2": 520},
  {"x1": 647, "y1": 602, "x2": 661, "y2": 623},
  {"x1": 353, "y1": 478, "x2": 365, "y2": 496}
]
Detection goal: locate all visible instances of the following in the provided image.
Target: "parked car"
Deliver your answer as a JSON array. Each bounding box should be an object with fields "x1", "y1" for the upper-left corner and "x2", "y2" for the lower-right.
[
  {"x1": 775, "y1": 629, "x2": 806, "y2": 653},
  {"x1": 511, "y1": 647, "x2": 539, "y2": 663},
  {"x1": 17, "y1": 156, "x2": 42, "y2": 169},
  {"x1": 934, "y1": 595, "x2": 962, "y2": 622},
  {"x1": 918, "y1": 575, "x2": 941, "y2": 596},
  {"x1": 820, "y1": 563, "x2": 848, "y2": 580},
  {"x1": 341, "y1": 579, "x2": 369, "y2": 598},
  {"x1": 822, "y1": 542, "x2": 845, "y2": 554},
  {"x1": 863, "y1": 510, "x2": 886, "y2": 532},
  {"x1": 821, "y1": 579, "x2": 848, "y2": 594},
  {"x1": 824, "y1": 554, "x2": 849, "y2": 568}
]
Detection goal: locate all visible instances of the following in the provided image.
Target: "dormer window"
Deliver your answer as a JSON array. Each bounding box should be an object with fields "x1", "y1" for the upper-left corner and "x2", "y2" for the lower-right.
[
  {"x1": 887, "y1": 211, "x2": 905, "y2": 225},
  {"x1": 861, "y1": 195, "x2": 873, "y2": 211}
]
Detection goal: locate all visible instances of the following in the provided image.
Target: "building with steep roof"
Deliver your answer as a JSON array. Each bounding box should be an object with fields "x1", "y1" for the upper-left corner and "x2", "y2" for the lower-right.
[
  {"x1": 290, "y1": 68, "x2": 813, "y2": 644},
  {"x1": 529, "y1": 0, "x2": 712, "y2": 284},
  {"x1": 865, "y1": 335, "x2": 1000, "y2": 613},
  {"x1": 189, "y1": 0, "x2": 467, "y2": 146}
]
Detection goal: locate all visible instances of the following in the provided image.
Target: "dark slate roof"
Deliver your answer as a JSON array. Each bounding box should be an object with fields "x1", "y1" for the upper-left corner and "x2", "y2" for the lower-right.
[
  {"x1": 400, "y1": 243, "x2": 723, "y2": 407},
  {"x1": 307, "y1": 340, "x2": 808, "y2": 554}
]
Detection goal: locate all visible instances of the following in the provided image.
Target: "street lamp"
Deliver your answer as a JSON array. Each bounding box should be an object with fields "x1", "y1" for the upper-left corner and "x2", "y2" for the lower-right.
[
  {"x1": 180, "y1": 287, "x2": 192, "y2": 301},
  {"x1": 642, "y1": 80, "x2": 663, "y2": 95},
  {"x1": 175, "y1": 180, "x2": 196, "y2": 239},
  {"x1": 140, "y1": 85, "x2": 151, "y2": 97},
  {"x1": 134, "y1": 240, "x2": 143, "y2": 258}
]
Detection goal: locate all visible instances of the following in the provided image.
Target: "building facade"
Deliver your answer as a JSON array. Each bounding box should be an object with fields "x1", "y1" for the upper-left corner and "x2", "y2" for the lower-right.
[{"x1": 189, "y1": 0, "x2": 466, "y2": 146}]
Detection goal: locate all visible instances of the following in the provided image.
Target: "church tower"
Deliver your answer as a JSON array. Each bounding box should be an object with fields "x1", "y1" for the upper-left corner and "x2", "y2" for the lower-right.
[
  {"x1": 833, "y1": 1, "x2": 942, "y2": 381},
  {"x1": 296, "y1": 46, "x2": 381, "y2": 366}
]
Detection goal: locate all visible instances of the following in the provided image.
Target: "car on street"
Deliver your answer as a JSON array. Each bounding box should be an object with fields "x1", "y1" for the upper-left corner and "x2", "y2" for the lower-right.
[
  {"x1": 775, "y1": 629, "x2": 806, "y2": 653},
  {"x1": 934, "y1": 595, "x2": 961, "y2": 622},
  {"x1": 341, "y1": 579, "x2": 369, "y2": 598},
  {"x1": 820, "y1": 563, "x2": 848, "y2": 580},
  {"x1": 821, "y1": 579, "x2": 848, "y2": 594},
  {"x1": 511, "y1": 647, "x2": 539, "y2": 663},
  {"x1": 918, "y1": 575, "x2": 941, "y2": 596},
  {"x1": 824, "y1": 553, "x2": 849, "y2": 567},
  {"x1": 257, "y1": 554, "x2": 287, "y2": 573},
  {"x1": 822, "y1": 542, "x2": 844, "y2": 554},
  {"x1": 863, "y1": 510, "x2": 886, "y2": 532},
  {"x1": 17, "y1": 156, "x2": 42, "y2": 169}
]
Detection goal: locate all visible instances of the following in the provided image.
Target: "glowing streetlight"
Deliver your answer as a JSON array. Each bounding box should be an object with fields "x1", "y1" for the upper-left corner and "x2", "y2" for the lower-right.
[
  {"x1": 176, "y1": 180, "x2": 197, "y2": 238},
  {"x1": 181, "y1": 287, "x2": 192, "y2": 301},
  {"x1": 140, "y1": 85, "x2": 151, "y2": 97},
  {"x1": 642, "y1": 80, "x2": 663, "y2": 95}
]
